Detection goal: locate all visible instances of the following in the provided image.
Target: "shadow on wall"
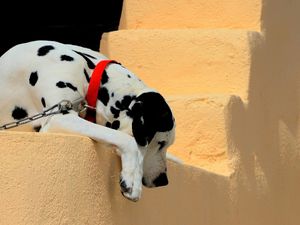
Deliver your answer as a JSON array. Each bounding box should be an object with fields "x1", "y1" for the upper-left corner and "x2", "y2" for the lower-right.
[{"x1": 227, "y1": 0, "x2": 300, "y2": 224}]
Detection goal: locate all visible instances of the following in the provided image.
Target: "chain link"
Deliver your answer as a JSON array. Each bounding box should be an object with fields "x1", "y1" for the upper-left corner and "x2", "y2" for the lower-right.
[{"x1": 0, "y1": 98, "x2": 84, "y2": 130}]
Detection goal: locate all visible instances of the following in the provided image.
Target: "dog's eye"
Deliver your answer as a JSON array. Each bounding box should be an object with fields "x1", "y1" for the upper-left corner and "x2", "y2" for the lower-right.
[{"x1": 158, "y1": 141, "x2": 166, "y2": 151}]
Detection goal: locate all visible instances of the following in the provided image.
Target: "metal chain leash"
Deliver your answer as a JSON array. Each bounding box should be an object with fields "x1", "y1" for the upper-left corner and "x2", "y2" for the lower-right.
[{"x1": 0, "y1": 97, "x2": 87, "y2": 130}]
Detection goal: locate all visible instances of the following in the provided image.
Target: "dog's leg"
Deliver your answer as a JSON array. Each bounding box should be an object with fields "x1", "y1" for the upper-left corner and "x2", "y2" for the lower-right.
[{"x1": 40, "y1": 112, "x2": 144, "y2": 201}]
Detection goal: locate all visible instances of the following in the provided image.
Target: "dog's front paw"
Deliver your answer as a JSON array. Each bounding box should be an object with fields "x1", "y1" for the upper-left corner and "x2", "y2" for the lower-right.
[
  {"x1": 119, "y1": 173, "x2": 142, "y2": 202},
  {"x1": 118, "y1": 140, "x2": 144, "y2": 201}
]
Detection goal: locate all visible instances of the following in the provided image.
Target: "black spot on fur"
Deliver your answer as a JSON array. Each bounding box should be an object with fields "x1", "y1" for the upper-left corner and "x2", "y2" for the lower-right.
[
  {"x1": 75, "y1": 51, "x2": 96, "y2": 59},
  {"x1": 29, "y1": 71, "x2": 38, "y2": 86},
  {"x1": 115, "y1": 101, "x2": 122, "y2": 109},
  {"x1": 33, "y1": 125, "x2": 41, "y2": 132},
  {"x1": 41, "y1": 97, "x2": 46, "y2": 108},
  {"x1": 122, "y1": 96, "x2": 135, "y2": 109},
  {"x1": 37, "y1": 45, "x2": 55, "y2": 56},
  {"x1": 111, "y1": 92, "x2": 114, "y2": 97},
  {"x1": 61, "y1": 55, "x2": 74, "y2": 61},
  {"x1": 56, "y1": 81, "x2": 67, "y2": 88},
  {"x1": 110, "y1": 106, "x2": 120, "y2": 118},
  {"x1": 12, "y1": 106, "x2": 28, "y2": 120},
  {"x1": 101, "y1": 70, "x2": 109, "y2": 85},
  {"x1": 111, "y1": 120, "x2": 120, "y2": 130},
  {"x1": 116, "y1": 95, "x2": 136, "y2": 111},
  {"x1": 56, "y1": 81, "x2": 77, "y2": 92},
  {"x1": 98, "y1": 87, "x2": 109, "y2": 106},
  {"x1": 105, "y1": 122, "x2": 111, "y2": 128},
  {"x1": 73, "y1": 50, "x2": 96, "y2": 69},
  {"x1": 62, "y1": 110, "x2": 70, "y2": 115},
  {"x1": 84, "y1": 69, "x2": 90, "y2": 83},
  {"x1": 127, "y1": 74, "x2": 131, "y2": 78},
  {"x1": 126, "y1": 110, "x2": 134, "y2": 118},
  {"x1": 66, "y1": 82, "x2": 78, "y2": 91}
]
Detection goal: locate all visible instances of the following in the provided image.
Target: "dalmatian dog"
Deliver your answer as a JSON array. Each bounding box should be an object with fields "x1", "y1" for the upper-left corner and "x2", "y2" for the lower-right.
[{"x1": 0, "y1": 40, "x2": 177, "y2": 202}]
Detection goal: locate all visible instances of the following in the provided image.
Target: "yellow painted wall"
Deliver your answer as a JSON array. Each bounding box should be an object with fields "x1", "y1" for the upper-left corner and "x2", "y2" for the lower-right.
[
  {"x1": 0, "y1": 132, "x2": 231, "y2": 225},
  {"x1": 119, "y1": 0, "x2": 261, "y2": 31}
]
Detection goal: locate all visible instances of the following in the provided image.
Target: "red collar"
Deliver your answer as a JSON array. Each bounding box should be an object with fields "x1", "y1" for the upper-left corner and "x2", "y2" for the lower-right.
[{"x1": 84, "y1": 59, "x2": 116, "y2": 123}]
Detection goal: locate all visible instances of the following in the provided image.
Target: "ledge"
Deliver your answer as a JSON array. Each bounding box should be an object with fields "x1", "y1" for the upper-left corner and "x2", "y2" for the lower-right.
[{"x1": 0, "y1": 131, "x2": 230, "y2": 225}]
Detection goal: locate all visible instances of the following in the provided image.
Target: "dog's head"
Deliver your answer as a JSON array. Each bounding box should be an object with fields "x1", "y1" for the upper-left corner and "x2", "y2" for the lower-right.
[{"x1": 130, "y1": 92, "x2": 175, "y2": 188}]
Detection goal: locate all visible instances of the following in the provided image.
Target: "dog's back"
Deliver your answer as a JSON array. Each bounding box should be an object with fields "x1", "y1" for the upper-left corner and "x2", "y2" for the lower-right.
[
  {"x1": 0, "y1": 41, "x2": 86, "y2": 127},
  {"x1": 0, "y1": 40, "x2": 152, "y2": 131}
]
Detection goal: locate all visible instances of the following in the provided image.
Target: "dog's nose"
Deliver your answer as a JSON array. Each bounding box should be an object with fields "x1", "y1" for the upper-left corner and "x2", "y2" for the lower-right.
[{"x1": 153, "y1": 173, "x2": 168, "y2": 187}]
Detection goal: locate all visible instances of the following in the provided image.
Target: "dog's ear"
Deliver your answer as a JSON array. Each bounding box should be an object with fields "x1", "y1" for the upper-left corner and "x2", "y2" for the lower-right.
[
  {"x1": 131, "y1": 92, "x2": 174, "y2": 147},
  {"x1": 131, "y1": 101, "x2": 153, "y2": 146}
]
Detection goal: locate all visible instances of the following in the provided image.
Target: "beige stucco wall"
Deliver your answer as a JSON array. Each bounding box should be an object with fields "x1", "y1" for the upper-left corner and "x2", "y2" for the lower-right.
[
  {"x1": 0, "y1": 133, "x2": 115, "y2": 225},
  {"x1": 0, "y1": 131, "x2": 231, "y2": 225},
  {"x1": 2, "y1": 0, "x2": 300, "y2": 225},
  {"x1": 119, "y1": 0, "x2": 262, "y2": 31}
]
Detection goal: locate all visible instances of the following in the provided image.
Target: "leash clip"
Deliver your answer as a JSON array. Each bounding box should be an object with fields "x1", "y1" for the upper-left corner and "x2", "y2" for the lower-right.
[
  {"x1": 68, "y1": 97, "x2": 88, "y2": 118},
  {"x1": 77, "y1": 100, "x2": 97, "y2": 118},
  {"x1": 77, "y1": 100, "x2": 88, "y2": 118}
]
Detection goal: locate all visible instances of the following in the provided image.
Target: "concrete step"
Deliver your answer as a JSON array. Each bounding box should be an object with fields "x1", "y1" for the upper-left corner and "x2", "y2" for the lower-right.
[
  {"x1": 119, "y1": 0, "x2": 261, "y2": 30},
  {"x1": 166, "y1": 94, "x2": 239, "y2": 175},
  {"x1": 101, "y1": 29, "x2": 263, "y2": 100}
]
